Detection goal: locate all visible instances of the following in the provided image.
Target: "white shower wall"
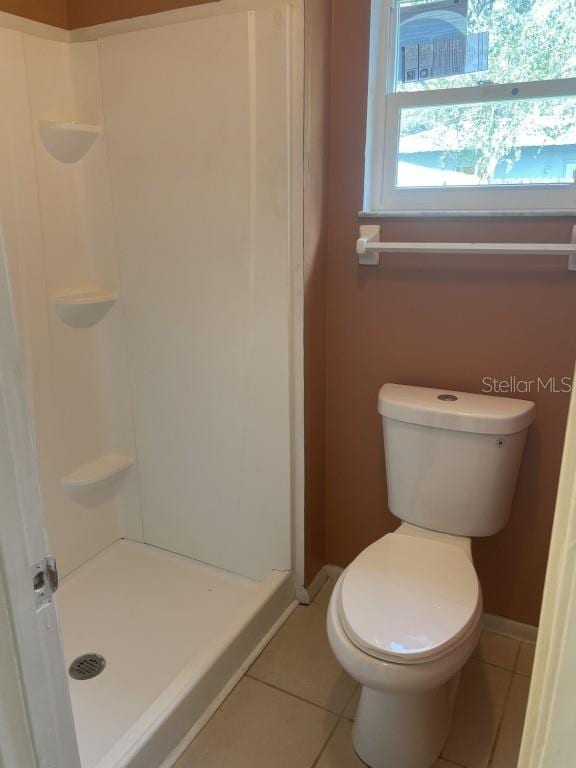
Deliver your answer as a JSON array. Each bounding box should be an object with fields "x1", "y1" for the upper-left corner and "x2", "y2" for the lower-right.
[
  {"x1": 0, "y1": 29, "x2": 140, "y2": 577},
  {"x1": 100, "y1": 9, "x2": 293, "y2": 579},
  {"x1": 0, "y1": 3, "x2": 297, "y2": 581}
]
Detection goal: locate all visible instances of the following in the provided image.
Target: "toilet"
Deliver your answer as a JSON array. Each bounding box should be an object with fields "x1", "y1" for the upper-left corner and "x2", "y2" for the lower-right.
[{"x1": 327, "y1": 383, "x2": 535, "y2": 768}]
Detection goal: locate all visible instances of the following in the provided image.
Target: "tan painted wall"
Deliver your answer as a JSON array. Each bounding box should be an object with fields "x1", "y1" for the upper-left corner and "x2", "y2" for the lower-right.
[
  {"x1": 0, "y1": 0, "x2": 67, "y2": 27},
  {"x1": 324, "y1": 0, "x2": 576, "y2": 626},
  {"x1": 304, "y1": 0, "x2": 331, "y2": 584},
  {"x1": 66, "y1": 0, "x2": 217, "y2": 29},
  {"x1": 0, "y1": 0, "x2": 216, "y2": 29}
]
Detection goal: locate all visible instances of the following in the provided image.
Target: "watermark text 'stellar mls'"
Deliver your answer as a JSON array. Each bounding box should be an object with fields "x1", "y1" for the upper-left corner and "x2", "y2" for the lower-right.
[{"x1": 482, "y1": 376, "x2": 573, "y2": 395}]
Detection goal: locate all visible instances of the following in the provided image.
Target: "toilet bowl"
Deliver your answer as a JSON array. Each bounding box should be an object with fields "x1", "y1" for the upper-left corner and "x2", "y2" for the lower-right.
[
  {"x1": 327, "y1": 384, "x2": 535, "y2": 768},
  {"x1": 327, "y1": 524, "x2": 482, "y2": 768}
]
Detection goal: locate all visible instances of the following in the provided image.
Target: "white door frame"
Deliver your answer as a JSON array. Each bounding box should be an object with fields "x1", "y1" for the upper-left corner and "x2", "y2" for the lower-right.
[
  {"x1": 0, "y1": 233, "x2": 80, "y2": 768},
  {"x1": 288, "y1": 0, "x2": 307, "y2": 603},
  {"x1": 0, "y1": 565, "x2": 38, "y2": 768},
  {"x1": 519, "y1": 364, "x2": 576, "y2": 767}
]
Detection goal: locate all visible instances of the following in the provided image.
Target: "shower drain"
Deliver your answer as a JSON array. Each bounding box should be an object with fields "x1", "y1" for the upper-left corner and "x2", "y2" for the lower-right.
[{"x1": 69, "y1": 653, "x2": 106, "y2": 681}]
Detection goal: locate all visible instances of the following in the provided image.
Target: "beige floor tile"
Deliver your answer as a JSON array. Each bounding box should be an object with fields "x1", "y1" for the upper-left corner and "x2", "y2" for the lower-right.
[
  {"x1": 516, "y1": 643, "x2": 535, "y2": 677},
  {"x1": 490, "y1": 675, "x2": 531, "y2": 768},
  {"x1": 249, "y1": 604, "x2": 357, "y2": 713},
  {"x1": 473, "y1": 631, "x2": 519, "y2": 671},
  {"x1": 315, "y1": 720, "x2": 464, "y2": 768},
  {"x1": 342, "y1": 687, "x2": 360, "y2": 720},
  {"x1": 314, "y1": 578, "x2": 336, "y2": 607},
  {"x1": 442, "y1": 659, "x2": 512, "y2": 768},
  {"x1": 314, "y1": 719, "x2": 365, "y2": 768},
  {"x1": 175, "y1": 677, "x2": 337, "y2": 768}
]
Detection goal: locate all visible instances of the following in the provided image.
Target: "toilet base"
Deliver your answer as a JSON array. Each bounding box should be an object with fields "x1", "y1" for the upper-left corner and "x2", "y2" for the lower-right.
[{"x1": 352, "y1": 673, "x2": 460, "y2": 768}]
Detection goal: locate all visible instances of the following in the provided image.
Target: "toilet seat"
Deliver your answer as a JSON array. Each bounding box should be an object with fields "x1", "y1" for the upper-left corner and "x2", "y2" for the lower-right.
[{"x1": 338, "y1": 530, "x2": 480, "y2": 664}]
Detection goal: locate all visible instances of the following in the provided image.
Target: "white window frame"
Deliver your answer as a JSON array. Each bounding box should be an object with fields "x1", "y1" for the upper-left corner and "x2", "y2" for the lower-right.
[{"x1": 364, "y1": 0, "x2": 576, "y2": 215}]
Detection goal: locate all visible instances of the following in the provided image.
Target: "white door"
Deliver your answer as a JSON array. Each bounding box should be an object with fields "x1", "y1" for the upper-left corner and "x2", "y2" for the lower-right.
[
  {"x1": 518, "y1": 366, "x2": 576, "y2": 768},
  {"x1": 0, "y1": 235, "x2": 80, "y2": 768}
]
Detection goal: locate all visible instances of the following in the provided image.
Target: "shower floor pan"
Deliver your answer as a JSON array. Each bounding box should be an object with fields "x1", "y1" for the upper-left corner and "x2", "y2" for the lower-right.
[{"x1": 57, "y1": 539, "x2": 295, "y2": 768}]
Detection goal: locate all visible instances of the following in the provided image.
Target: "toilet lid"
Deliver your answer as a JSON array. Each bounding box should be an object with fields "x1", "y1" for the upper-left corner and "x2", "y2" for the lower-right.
[{"x1": 338, "y1": 532, "x2": 480, "y2": 663}]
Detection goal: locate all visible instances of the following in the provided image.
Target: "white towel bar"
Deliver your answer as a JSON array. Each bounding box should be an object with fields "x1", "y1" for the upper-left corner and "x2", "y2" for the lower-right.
[{"x1": 357, "y1": 225, "x2": 576, "y2": 271}]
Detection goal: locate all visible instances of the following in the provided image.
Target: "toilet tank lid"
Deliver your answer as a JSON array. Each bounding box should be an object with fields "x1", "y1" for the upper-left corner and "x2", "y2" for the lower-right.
[{"x1": 378, "y1": 384, "x2": 535, "y2": 435}]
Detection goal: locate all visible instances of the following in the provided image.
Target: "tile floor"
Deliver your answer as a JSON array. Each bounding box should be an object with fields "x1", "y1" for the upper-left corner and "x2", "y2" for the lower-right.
[{"x1": 176, "y1": 578, "x2": 535, "y2": 768}]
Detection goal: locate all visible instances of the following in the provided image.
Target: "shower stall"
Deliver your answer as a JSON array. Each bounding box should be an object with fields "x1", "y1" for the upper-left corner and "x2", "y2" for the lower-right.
[{"x1": 0, "y1": 2, "x2": 306, "y2": 766}]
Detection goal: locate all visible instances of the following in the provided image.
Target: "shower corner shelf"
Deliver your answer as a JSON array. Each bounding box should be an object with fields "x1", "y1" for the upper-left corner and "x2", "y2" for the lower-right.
[
  {"x1": 53, "y1": 290, "x2": 117, "y2": 328},
  {"x1": 62, "y1": 454, "x2": 133, "y2": 505},
  {"x1": 38, "y1": 121, "x2": 101, "y2": 163}
]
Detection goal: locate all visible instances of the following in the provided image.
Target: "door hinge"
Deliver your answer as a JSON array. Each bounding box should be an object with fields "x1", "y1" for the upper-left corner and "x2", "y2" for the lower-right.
[{"x1": 31, "y1": 556, "x2": 58, "y2": 610}]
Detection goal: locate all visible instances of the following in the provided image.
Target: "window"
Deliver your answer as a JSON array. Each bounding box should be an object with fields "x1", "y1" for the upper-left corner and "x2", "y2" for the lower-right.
[{"x1": 364, "y1": 0, "x2": 576, "y2": 214}]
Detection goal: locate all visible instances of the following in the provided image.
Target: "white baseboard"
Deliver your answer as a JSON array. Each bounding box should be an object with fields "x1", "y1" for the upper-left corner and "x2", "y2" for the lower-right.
[
  {"x1": 323, "y1": 564, "x2": 538, "y2": 643},
  {"x1": 295, "y1": 566, "x2": 328, "y2": 605},
  {"x1": 483, "y1": 613, "x2": 538, "y2": 644},
  {"x1": 325, "y1": 564, "x2": 344, "y2": 581}
]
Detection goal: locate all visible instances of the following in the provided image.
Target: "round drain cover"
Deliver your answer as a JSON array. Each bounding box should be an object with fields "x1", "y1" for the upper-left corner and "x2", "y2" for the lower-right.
[{"x1": 69, "y1": 653, "x2": 106, "y2": 680}]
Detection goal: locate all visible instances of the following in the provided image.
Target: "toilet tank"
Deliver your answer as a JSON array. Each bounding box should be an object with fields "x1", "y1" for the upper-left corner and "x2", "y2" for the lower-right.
[{"x1": 378, "y1": 384, "x2": 536, "y2": 537}]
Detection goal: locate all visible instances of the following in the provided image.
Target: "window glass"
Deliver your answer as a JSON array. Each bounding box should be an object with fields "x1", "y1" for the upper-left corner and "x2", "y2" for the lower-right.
[
  {"x1": 397, "y1": 95, "x2": 576, "y2": 187},
  {"x1": 395, "y1": 0, "x2": 576, "y2": 93}
]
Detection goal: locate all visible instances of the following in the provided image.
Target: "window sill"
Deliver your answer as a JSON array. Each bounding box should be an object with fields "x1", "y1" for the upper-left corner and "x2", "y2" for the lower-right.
[{"x1": 359, "y1": 209, "x2": 576, "y2": 219}]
